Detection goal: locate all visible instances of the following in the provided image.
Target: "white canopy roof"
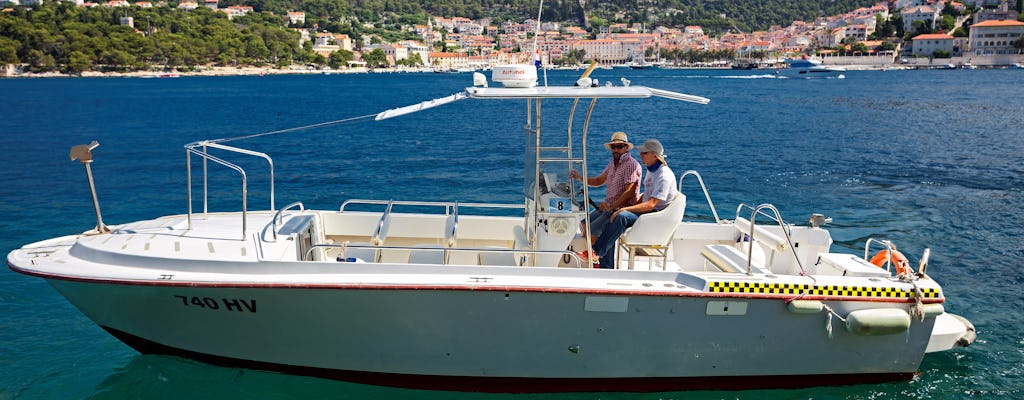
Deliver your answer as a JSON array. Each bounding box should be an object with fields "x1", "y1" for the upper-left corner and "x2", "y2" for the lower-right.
[{"x1": 375, "y1": 85, "x2": 709, "y2": 121}]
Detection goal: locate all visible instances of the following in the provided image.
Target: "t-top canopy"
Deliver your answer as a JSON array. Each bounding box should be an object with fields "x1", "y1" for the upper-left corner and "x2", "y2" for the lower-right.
[{"x1": 374, "y1": 85, "x2": 709, "y2": 121}]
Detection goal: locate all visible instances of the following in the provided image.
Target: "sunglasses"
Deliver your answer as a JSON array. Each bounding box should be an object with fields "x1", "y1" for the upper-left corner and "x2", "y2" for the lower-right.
[{"x1": 609, "y1": 144, "x2": 628, "y2": 150}]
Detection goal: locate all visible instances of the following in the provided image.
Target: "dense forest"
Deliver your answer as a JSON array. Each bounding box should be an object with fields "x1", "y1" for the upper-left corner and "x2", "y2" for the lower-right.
[{"x1": 0, "y1": 3, "x2": 320, "y2": 72}]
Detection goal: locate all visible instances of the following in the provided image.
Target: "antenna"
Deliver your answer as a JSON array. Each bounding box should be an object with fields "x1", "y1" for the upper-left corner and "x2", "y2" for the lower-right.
[
  {"x1": 533, "y1": 0, "x2": 548, "y2": 86},
  {"x1": 69, "y1": 141, "x2": 111, "y2": 234}
]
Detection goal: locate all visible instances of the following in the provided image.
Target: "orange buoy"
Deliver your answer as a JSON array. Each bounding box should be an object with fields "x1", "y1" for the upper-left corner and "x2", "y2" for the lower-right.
[{"x1": 870, "y1": 249, "x2": 911, "y2": 275}]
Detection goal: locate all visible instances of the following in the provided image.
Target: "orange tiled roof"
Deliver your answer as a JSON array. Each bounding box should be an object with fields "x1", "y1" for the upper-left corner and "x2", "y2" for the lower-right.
[
  {"x1": 970, "y1": 19, "x2": 1024, "y2": 28},
  {"x1": 912, "y1": 33, "x2": 953, "y2": 40}
]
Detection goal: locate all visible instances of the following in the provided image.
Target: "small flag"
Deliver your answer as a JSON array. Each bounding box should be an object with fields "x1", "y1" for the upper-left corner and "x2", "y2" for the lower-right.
[{"x1": 534, "y1": 47, "x2": 541, "y2": 68}]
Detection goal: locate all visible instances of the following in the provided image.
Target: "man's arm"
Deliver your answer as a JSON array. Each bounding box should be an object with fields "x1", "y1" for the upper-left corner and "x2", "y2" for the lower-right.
[
  {"x1": 571, "y1": 169, "x2": 608, "y2": 187},
  {"x1": 610, "y1": 196, "x2": 661, "y2": 221},
  {"x1": 604, "y1": 182, "x2": 638, "y2": 211}
]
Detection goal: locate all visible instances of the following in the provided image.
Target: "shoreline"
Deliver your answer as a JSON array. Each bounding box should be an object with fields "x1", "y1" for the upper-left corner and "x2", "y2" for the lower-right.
[
  {"x1": 1, "y1": 65, "x2": 375, "y2": 78},
  {"x1": 3, "y1": 60, "x2": 1021, "y2": 78}
]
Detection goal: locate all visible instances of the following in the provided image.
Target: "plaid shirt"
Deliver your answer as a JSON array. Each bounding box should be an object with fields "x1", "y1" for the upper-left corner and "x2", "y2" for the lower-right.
[{"x1": 602, "y1": 153, "x2": 642, "y2": 206}]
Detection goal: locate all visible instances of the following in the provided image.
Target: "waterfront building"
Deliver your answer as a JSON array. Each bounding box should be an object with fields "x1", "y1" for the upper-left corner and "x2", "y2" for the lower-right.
[
  {"x1": 902, "y1": 6, "x2": 940, "y2": 34},
  {"x1": 399, "y1": 41, "x2": 431, "y2": 65},
  {"x1": 968, "y1": 19, "x2": 1024, "y2": 55},
  {"x1": 573, "y1": 38, "x2": 627, "y2": 64},
  {"x1": 911, "y1": 33, "x2": 955, "y2": 56},
  {"x1": 973, "y1": 1, "x2": 1019, "y2": 24},
  {"x1": 428, "y1": 52, "x2": 468, "y2": 69}
]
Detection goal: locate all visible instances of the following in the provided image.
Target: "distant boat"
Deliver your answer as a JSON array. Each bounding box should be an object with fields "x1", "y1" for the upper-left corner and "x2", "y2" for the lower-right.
[
  {"x1": 157, "y1": 73, "x2": 180, "y2": 78},
  {"x1": 778, "y1": 57, "x2": 845, "y2": 78}
]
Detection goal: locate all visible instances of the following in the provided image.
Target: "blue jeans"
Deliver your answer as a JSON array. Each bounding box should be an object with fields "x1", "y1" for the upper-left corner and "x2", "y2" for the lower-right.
[
  {"x1": 585, "y1": 209, "x2": 612, "y2": 238},
  {"x1": 592, "y1": 211, "x2": 639, "y2": 269}
]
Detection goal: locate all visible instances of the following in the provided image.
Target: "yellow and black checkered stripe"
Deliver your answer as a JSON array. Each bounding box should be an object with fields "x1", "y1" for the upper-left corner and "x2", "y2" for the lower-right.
[{"x1": 708, "y1": 281, "x2": 940, "y2": 299}]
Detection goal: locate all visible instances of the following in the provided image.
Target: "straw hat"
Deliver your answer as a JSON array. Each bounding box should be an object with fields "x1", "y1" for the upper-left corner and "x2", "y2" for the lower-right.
[
  {"x1": 604, "y1": 131, "x2": 634, "y2": 150},
  {"x1": 636, "y1": 139, "x2": 668, "y2": 166}
]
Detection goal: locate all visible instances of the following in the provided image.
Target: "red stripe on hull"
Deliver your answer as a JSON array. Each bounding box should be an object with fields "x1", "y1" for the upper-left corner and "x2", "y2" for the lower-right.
[{"x1": 102, "y1": 326, "x2": 917, "y2": 393}]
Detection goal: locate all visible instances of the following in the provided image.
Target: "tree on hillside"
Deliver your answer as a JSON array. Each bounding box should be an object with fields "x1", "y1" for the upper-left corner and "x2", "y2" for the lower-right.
[
  {"x1": 0, "y1": 37, "x2": 18, "y2": 64},
  {"x1": 327, "y1": 49, "x2": 353, "y2": 68},
  {"x1": 940, "y1": 15, "x2": 954, "y2": 32},
  {"x1": 65, "y1": 51, "x2": 92, "y2": 75},
  {"x1": 362, "y1": 47, "x2": 387, "y2": 68}
]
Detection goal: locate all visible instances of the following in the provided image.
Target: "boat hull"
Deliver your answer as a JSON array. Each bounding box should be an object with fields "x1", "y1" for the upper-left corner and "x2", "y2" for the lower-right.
[{"x1": 43, "y1": 276, "x2": 932, "y2": 392}]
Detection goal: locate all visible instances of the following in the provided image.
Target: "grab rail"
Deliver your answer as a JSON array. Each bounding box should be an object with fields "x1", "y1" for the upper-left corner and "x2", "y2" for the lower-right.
[
  {"x1": 678, "y1": 170, "x2": 720, "y2": 223},
  {"x1": 863, "y1": 238, "x2": 898, "y2": 274},
  {"x1": 304, "y1": 243, "x2": 583, "y2": 268},
  {"x1": 738, "y1": 203, "x2": 805, "y2": 276},
  {"x1": 184, "y1": 141, "x2": 275, "y2": 241},
  {"x1": 269, "y1": 201, "x2": 305, "y2": 241},
  {"x1": 373, "y1": 200, "x2": 395, "y2": 245},
  {"x1": 340, "y1": 199, "x2": 524, "y2": 214}
]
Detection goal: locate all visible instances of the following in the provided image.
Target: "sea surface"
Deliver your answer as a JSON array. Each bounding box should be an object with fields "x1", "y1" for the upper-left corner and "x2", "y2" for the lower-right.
[{"x1": 1, "y1": 68, "x2": 1021, "y2": 399}]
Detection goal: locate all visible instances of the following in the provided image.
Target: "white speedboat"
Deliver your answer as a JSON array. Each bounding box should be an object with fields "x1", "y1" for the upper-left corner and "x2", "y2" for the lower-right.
[
  {"x1": 779, "y1": 57, "x2": 846, "y2": 78},
  {"x1": 7, "y1": 65, "x2": 973, "y2": 393}
]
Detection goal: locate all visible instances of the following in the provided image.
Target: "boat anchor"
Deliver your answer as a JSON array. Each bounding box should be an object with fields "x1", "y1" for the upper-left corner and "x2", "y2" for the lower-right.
[{"x1": 70, "y1": 141, "x2": 111, "y2": 235}]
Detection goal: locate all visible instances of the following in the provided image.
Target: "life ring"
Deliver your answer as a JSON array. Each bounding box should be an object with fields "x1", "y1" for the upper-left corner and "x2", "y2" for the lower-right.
[{"x1": 870, "y1": 249, "x2": 911, "y2": 275}]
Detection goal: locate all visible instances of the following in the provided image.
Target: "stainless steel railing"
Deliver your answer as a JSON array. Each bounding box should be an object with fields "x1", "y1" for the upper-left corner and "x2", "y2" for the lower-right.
[
  {"x1": 184, "y1": 141, "x2": 275, "y2": 241},
  {"x1": 304, "y1": 243, "x2": 583, "y2": 268},
  {"x1": 678, "y1": 170, "x2": 720, "y2": 223},
  {"x1": 340, "y1": 199, "x2": 524, "y2": 214},
  {"x1": 735, "y1": 203, "x2": 805, "y2": 276},
  {"x1": 268, "y1": 201, "x2": 305, "y2": 241}
]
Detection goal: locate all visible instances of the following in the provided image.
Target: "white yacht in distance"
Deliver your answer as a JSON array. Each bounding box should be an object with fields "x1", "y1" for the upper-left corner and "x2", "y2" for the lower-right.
[
  {"x1": 779, "y1": 55, "x2": 846, "y2": 78},
  {"x1": 7, "y1": 63, "x2": 973, "y2": 393}
]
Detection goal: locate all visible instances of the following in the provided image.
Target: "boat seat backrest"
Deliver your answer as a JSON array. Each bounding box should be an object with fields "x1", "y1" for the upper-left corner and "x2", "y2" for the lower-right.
[
  {"x1": 732, "y1": 217, "x2": 787, "y2": 253},
  {"x1": 408, "y1": 245, "x2": 445, "y2": 265},
  {"x1": 701, "y1": 244, "x2": 770, "y2": 274},
  {"x1": 345, "y1": 243, "x2": 379, "y2": 263},
  {"x1": 621, "y1": 193, "x2": 686, "y2": 246}
]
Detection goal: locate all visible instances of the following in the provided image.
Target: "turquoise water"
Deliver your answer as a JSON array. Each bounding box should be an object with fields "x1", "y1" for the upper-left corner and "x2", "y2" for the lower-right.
[{"x1": 1, "y1": 69, "x2": 1021, "y2": 399}]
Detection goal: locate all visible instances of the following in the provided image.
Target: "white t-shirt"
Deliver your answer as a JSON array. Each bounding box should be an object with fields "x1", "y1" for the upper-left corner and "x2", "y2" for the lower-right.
[{"x1": 642, "y1": 163, "x2": 677, "y2": 211}]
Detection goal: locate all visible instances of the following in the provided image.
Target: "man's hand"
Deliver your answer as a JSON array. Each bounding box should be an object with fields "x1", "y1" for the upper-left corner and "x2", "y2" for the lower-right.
[
  {"x1": 569, "y1": 169, "x2": 581, "y2": 181},
  {"x1": 598, "y1": 201, "x2": 612, "y2": 212}
]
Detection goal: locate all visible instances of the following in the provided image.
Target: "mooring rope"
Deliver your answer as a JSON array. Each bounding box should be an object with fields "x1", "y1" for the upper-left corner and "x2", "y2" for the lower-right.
[{"x1": 202, "y1": 113, "x2": 380, "y2": 145}]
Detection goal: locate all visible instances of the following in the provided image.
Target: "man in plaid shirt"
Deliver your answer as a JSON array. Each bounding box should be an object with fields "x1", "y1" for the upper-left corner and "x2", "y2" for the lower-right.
[{"x1": 569, "y1": 131, "x2": 642, "y2": 266}]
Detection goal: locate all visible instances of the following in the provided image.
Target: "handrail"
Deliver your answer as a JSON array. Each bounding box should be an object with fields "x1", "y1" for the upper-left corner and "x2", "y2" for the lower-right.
[
  {"x1": 269, "y1": 201, "x2": 305, "y2": 241},
  {"x1": 863, "y1": 238, "x2": 898, "y2": 274},
  {"x1": 744, "y1": 203, "x2": 805, "y2": 276},
  {"x1": 201, "y1": 142, "x2": 276, "y2": 210},
  {"x1": 184, "y1": 141, "x2": 275, "y2": 241},
  {"x1": 677, "y1": 170, "x2": 720, "y2": 223},
  {"x1": 735, "y1": 203, "x2": 783, "y2": 225},
  {"x1": 340, "y1": 199, "x2": 524, "y2": 213},
  {"x1": 445, "y1": 202, "x2": 459, "y2": 248},
  {"x1": 304, "y1": 243, "x2": 583, "y2": 268},
  {"x1": 185, "y1": 147, "x2": 247, "y2": 241},
  {"x1": 372, "y1": 200, "x2": 395, "y2": 245}
]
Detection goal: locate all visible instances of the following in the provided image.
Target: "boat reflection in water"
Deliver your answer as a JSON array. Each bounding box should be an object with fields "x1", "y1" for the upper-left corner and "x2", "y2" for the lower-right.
[{"x1": 7, "y1": 63, "x2": 973, "y2": 393}]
